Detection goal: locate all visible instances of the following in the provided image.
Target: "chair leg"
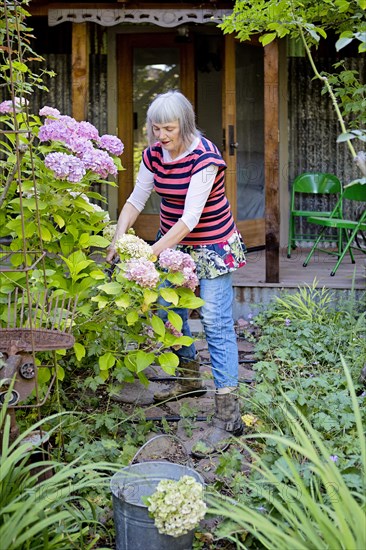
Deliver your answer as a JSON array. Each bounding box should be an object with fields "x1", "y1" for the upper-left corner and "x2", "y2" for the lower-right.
[
  {"x1": 303, "y1": 228, "x2": 326, "y2": 267},
  {"x1": 345, "y1": 229, "x2": 355, "y2": 264},
  {"x1": 287, "y1": 215, "x2": 294, "y2": 258},
  {"x1": 330, "y1": 227, "x2": 361, "y2": 276}
]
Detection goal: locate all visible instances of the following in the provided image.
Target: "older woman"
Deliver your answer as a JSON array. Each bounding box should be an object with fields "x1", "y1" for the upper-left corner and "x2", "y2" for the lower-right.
[{"x1": 107, "y1": 90, "x2": 246, "y2": 457}]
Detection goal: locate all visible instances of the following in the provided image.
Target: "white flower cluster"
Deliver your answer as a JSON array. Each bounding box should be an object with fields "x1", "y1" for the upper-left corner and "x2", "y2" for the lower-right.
[
  {"x1": 146, "y1": 475, "x2": 206, "y2": 538},
  {"x1": 115, "y1": 233, "x2": 155, "y2": 260},
  {"x1": 103, "y1": 223, "x2": 117, "y2": 242}
]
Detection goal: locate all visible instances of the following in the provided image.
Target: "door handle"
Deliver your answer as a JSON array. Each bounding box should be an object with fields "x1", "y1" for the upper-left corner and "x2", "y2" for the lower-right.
[{"x1": 229, "y1": 125, "x2": 238, "y2": 156}]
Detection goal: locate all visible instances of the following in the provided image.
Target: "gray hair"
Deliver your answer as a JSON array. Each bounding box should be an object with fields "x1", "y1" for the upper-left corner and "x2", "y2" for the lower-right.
[{"x1": 146, "y1": 90, "x2": 200, "y2": 148}]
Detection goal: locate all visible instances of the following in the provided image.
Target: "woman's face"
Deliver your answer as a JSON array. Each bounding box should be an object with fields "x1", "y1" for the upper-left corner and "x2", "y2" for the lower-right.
[{"x1": 152, "y1": 120, "x2": 185, "y2": 159}]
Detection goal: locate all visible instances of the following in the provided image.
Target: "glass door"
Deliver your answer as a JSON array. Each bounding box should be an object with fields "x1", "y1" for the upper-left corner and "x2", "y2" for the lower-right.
[
  {"x1": 117, "y1": 34, "x2": 194, "y2": 241},
  {"x1": 222, "y1": 34, "x2": 265, "y2": 249}
]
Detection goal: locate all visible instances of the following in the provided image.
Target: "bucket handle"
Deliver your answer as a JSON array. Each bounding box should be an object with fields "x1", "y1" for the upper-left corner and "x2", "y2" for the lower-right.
[{"x1": 130, "y1": 434, "x2": 194, "y2": 468}]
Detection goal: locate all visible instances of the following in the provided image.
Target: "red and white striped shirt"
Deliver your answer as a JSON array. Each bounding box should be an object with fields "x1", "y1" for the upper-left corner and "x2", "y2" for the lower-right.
[{"x1": 142, "y1": 137, "x2": 237, "y2": 245}]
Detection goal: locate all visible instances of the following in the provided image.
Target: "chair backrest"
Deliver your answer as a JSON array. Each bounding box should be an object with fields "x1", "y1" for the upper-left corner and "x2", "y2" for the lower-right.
[{"x1": 292, "y1": 172, "x2": 342, "y2": 195}]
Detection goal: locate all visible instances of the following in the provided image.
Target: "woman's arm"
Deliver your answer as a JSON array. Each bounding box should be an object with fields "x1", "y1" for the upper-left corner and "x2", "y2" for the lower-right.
[
  {"x1": 151, "y1": 219, "x2": 191, "y2": 256},
  {"x1": 106, "y1": 202, "x2": 141, "y2": 262},
  {"x1": 106, "y1": 163, "x2": 154, "y2": 263}
]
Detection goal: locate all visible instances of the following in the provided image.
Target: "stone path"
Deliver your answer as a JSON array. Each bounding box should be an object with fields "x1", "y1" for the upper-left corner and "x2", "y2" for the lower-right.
[{"x1": 110, "y1": 321, "x2": 257, "y2": 483}]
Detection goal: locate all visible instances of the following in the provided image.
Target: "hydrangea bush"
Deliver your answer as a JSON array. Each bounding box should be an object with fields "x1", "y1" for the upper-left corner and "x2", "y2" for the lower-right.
[
  {"x1": 93, "y1": 232, "x2": 203, "y2": 379},
  {"x1": 0, "y1": 98, "x2": 204, "y2": 386},
  {"x1": 143, "y1": 475, "x2": 206, "y2": 538},
  {"x1": 0, "y1": 99, "x2": 120, "y2": 262}
]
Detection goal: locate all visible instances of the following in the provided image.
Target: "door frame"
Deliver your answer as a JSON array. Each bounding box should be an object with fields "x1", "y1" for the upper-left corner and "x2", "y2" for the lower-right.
[{"x1": 116, "y1": 33, "x2": 194, "y2": 241}]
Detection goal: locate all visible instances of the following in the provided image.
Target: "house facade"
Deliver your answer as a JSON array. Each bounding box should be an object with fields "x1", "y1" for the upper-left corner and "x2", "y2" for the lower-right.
[{"x1": 24, "y1": 1, "x2": 365, "y2": 282}]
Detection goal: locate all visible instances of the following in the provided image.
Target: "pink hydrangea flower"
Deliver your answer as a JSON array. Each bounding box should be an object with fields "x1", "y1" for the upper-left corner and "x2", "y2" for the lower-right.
[
  {"x1": 38, "y1": 119, "x2": 78, "y2": 143},
  {"x1": 66, "y1": 136, "x2": 94, "y2": 156},
  {"x1": 77, "y1": 121, "x2": 99, "y2": 141},
  {"x1": 165, "y1": 320, "x2": 183, "y2": 338},
  {"x1": 39, "y1": 106, "x2": 60, "y2": 118},
  {"x1": 38, "y1": 106, "x2": 121, "y2": 181},
  {"x1": 44, "y1": 152, "x2": 86, "y2": 182},
  {"x1": 0, "y1": 97, "x2": 27, "y2": 114},
  {"x1": 181, "y1": 267, "x2": 199, "y2": 291},
  {"x1": 159, "y1": 249, "x2": 194, "y2": 272},
  {"x1": 81, "y1": 148, "x2": 117, "y2": 178},
  {"x1": 124, "y1": 258, "x2": 160, "y2": 288},
  {"x1": 98, "y1": 134, "x2": 124, "y2": 156}
]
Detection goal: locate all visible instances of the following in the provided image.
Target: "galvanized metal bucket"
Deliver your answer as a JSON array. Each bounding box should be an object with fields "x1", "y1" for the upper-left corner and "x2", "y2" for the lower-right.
[{"x1": 110, "y1": 435, "x2": 205, "y2": 550}]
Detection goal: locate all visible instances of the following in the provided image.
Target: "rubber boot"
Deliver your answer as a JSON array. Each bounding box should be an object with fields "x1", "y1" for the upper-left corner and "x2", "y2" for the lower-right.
[
  {"x1": 153, "y1": 355, "x2": 207, "y2": 402},
  {"x1": 191, "y1": 391, "x2": 244, "y2": 458}
]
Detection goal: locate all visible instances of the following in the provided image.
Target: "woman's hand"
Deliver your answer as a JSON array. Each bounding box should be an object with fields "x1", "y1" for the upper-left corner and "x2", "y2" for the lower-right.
[
  {"x1": 105, "y1": 202, "x2": 141, "y2": 263},
  {"x1": 106, "y1": 244, "x2": 118, "y2": 264}
]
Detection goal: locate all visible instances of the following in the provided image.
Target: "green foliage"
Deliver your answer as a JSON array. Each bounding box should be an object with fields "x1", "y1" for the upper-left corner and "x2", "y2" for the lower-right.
[
  {"x1": 207, "y1": 359, "x2": 366, "y2": 550},
  {"x1": 221, "y1": 0, "x2": 366, "y2": 164},
  {"x1": 250, "y1": 284, "x2": 365, "y2": 455},
  {"x1": 323, "y1": 62, "x2": 366, "y2": 131},
  {"x1": 221, "y1": 0, "x2": 366, "y2": 48},
  {"x1": 0, "y1": 396, "x2": 117, "y2": 549},
  {"x1": 0, "y1": 1, "x2": 55, "y2": 97}
]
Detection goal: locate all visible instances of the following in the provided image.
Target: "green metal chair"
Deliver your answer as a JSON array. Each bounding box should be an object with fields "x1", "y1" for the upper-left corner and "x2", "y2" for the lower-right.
[
  {"x1": 287, "y1": 172, "x2": 343, "y2": 258},
  {"x1": 303, "y1": 181, "x2": 366, "y2": 276}
]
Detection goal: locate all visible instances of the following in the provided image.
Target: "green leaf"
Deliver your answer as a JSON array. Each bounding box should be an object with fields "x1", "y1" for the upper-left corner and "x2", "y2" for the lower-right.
[
  {"x1": 260, "y1": 33, "x2": 277, "y2": 46},
  {"x1": 67, "y1": 224, "x2": 79, "y2": 240},
  {"x1": 12, "y1": 60, "x2": 28, "y2": 72},
  {"x1": 98, "y1": 281, "x2": 122, "y2": 295},
  {"x1": 88, "y1": 235, "x2": 110, "y2": 248},
  {"x1": 158, "y1": 352, "x2": 179, "y2": 373},
  {"x1": 115, "y1": 294, "x2": 131, "y2": 308},
  {"x1": 91, "y1": 295, "x2": 109, "y2": 309},
  {"x1": 151, "y1": 314, "x2": 165, "y2": 336},
  {"x1": 160, "y1": 287, "x2": 179, "y2": 305},
  {"x1": 89, "y1": 269, "x2": 106, "y2": 280},
  {"x1": 137, "y1": 370, "x2": 150, "y2": 386},
  {"x1": 177, "y1": 290, "x2": 205, "y2": 309},
  {"x1": 74, "y1": 342, "x2": 86, "y2": 361},
  {"x1": 335, "y1": 0, "x2": 351, "y2": 12},
  {"x1": 335, "y1": 37, "x2": 354, "y2": 51},
  {"x1": 39, "y1": 224, "x2": 52, "y2": 242},
  {"x1": 99, "y1": 352, "x2": 116, "y2": 371},
  {"x1": 167, "y1": 310, "x2": 183, "y2": 332},
  {"x1": 135, "y1": 351, "x2": 155, "y2": 373},
  {"x1": 56, "y1": 365, "x2": 65, "y2": 381},
  {"x1": 53, "y1": 214, "x2": 65, "y2": 228},
  {"x1": 143, "y1": 289, "x2": 158, "y2": 306},
  {"x1": 336, "y1": 132, "x2": 355, "y2": 142},
  {"x1": 172, "y1": 335, "x2": 194, "y2": 347},
  {"x1": 79, "y1": 233, "x2": 90, "y2": 248},
  {"x1": 60, "y1": 234, "x2": 75, "y2": 255},
  {"x1": 126, "y1": 310, "x2": 139, "y2": 325}
]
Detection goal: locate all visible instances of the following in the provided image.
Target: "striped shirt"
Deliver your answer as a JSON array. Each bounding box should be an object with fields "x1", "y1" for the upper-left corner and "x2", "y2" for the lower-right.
[{"x1": 143, "y1": 137, "x2": 237, "y2": 245}]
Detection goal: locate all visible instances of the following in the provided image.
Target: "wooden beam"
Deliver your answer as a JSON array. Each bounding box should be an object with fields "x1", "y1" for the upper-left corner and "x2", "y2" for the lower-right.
[
  {"x1": 264, "y1": 40, "x2": 280, "y2": 283},
  {"x1": 222, "y1": 34, "x2": 237, "y2": 219},
  {"x1": 71, "y1": 22, "x2": 89, "y2": 122}
]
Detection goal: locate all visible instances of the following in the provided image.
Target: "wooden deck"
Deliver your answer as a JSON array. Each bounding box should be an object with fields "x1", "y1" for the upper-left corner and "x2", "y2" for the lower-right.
[{"x1": 231, "y1": 247, "x2": 365, "y2": 319}]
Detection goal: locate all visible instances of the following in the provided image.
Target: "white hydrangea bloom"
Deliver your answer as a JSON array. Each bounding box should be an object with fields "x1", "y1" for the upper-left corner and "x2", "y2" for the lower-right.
[
  {"x1": 115, "y1": 233, "x2": 155, "y2": 261},
  {"x1": 146, "y1": 475, "x2": 206, "y2": 538}
]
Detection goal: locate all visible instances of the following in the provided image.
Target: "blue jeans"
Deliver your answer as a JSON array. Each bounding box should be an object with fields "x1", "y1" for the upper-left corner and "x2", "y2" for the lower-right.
[{"x1": 158, "y1": 273, "x2": 239, "y2": 389}]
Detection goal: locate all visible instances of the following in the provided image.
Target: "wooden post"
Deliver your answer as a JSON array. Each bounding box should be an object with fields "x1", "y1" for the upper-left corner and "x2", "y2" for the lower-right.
[
  {"x1": 264, "y1": 40, "x2": 280, "y2": 283},
  {"x1": 72, "y1": 23, "x2": 89, "y2": 121}
]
